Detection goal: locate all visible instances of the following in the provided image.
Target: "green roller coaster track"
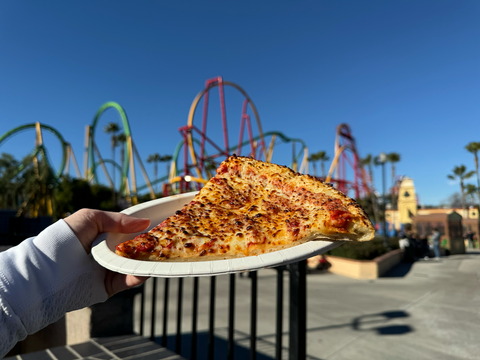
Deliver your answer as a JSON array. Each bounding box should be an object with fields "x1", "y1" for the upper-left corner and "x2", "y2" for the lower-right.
[
  {"x1": 0, "y1": 123, "x2": 68, "y2": 179},
  {"x1": 88, "y1": 101, "x2": 132, "y2": 194},
  {"x1": 1, "y1": 109, "x2": 309, "y2": 199}
]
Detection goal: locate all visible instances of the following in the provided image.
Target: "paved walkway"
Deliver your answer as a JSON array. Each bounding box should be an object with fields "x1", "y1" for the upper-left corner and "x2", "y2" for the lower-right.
[
  {"x1": 303, "y1": 251, "x2": 480, "y2": 360},
  {"x1": 138, "y1": 251, "x2": 480, "y2": 360}
]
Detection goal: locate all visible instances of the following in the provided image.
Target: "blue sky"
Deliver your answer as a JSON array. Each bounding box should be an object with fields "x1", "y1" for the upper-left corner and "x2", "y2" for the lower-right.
[{"x1": 1, "y1": 1, "x2": 479, "y2": 205}]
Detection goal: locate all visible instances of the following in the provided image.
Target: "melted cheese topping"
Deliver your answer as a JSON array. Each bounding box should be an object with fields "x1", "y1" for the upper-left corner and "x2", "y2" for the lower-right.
[{"x1": 115, "y1": 156, "x2": 374, "y2": 261}]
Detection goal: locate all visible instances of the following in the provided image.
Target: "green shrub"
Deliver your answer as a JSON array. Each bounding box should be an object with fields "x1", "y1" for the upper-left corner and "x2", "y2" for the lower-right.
[{"x1": 326, "y1": 237, "x2": 399, "y2": 260}]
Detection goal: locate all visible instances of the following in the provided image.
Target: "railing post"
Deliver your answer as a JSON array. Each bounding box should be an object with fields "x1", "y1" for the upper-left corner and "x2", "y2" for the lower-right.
[
  {"x1": 140, "y1": 282, "x2": 145, "y2": 336},
  {"x1": 276, "y1": 267, "x2": 284, "y2": 360},
  {"x1": 228, "y1": 273, "x2": 236, "y2": 360},
  {"x1": 191, "y1": 277, "x2": 199, "y2": 360},
  {"x1": 161, "y1": 278, "x2": 170, "y2": 347},
  {"x1": 288, "y1": 260, "x2": 307, "y2": 360},
  {"x1": 150, "y1": 278, "x2": 157, "y2": 341},
  {"x1": 208, "y1": 276, "x2": 216, "y2": 359},
  {"x1": 176, "y1": 278, "x2": 183, "y2": 354},
  {"x1": 250, "y1": 271, "x2": 258, "y2": 360}
]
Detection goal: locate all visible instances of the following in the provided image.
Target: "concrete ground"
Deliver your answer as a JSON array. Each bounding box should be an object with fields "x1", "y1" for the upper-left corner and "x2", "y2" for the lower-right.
[{"x1": 136, "y1": 251, "x2": 480, "y2": 360}]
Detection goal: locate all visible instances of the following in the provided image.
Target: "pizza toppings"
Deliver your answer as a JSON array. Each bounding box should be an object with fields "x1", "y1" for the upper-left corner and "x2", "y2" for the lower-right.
[{"x1": 115, "y1": 155, "x2": 375, "y2": 262}]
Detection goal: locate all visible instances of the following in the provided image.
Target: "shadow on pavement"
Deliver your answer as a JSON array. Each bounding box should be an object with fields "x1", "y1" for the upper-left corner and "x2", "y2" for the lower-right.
[
  {"x1": 268, "y1": 310, "x2": 414, "y2": 338},
  {"x1": 375, "y1": 325, "x2": 413, "y2": 335},
  {"x1": 352, "y1": 311, "x2": 413, "y2": 336},
  {"x1": 382, "y1": 262, "x2": 414, "y2": 277}
]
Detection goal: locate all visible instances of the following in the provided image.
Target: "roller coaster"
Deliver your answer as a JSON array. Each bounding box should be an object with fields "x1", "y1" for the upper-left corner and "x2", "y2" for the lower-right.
[
  {"x1": 0, "y1": 77, "x2": 374, "y2": 214},
  {"x1": 0, "y1": 122, "x2": 82, "y2": 216},
  {"x1": 85, "y1": 101, "x2": 155, "y2": 204},
  {"x1": 162, "y1": 76, "x2": 309, "y2": 195},
  {"x1": 0, "y1": 122, "x2": 81, "y2": 179},
  {"x1": 325, "y1": 123, "x2": 371, "y2": 199}
]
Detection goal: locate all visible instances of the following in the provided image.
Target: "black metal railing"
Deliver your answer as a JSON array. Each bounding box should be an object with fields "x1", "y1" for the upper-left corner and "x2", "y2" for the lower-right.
[{"x1": 137, "y1": 260, "x2": 307, "y2": 360}]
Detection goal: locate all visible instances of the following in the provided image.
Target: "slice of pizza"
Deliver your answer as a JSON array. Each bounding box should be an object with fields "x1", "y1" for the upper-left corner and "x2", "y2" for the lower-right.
[{"x1": 115, "y1": 155, "x2": 375, "y2": 261}]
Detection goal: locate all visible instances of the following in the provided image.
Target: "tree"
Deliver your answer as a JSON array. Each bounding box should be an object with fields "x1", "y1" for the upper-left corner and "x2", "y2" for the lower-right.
[
  {"x1": 104, "y1": 122, "x2": 120, "y2": 197},
  {"x1": 308, "y1": 152, "x2": 319, "y2": 176},
  {"x1": 147, "y1": 154, "x2": 172, "y2": 193},
  {"x1": 465, "y1": 142, "x2": 480, "y2": 207},
  {"x1": 160, "y1": 154, "x2": 173, "y2": 179},
  {"x1": 447, "y1": 165, "x2": 475, "y2": 217},
  {"x1": 465, "y1": 184, "x2": 478, "y2": 207},
  {"x1": 386, "y1": 153, "x2": 401, "y2": 208},
  {"x1": 0, "y1": 153, "x2": 20, "y2": 209},
  {"x1": 372, "y1": 155, "x2": 387, "y2": 204},
  {"x1": 309, "y1": 151, "x2": 329, "y2": 177},
  {"x1": 360, "y1": 154, "x2": 380, "y2": 228},
  {"x1": 14, "y1": 151, "x2": 57, "y2": 218},
  {"x1": 147, "y1": 153, "x2": 162, "y2": 191},
  {"x1": 54, "y1": 176, "x2": 118, "y2": 218},
  {"x1": 360, "y1": 154, "x2": 374, "y2": 185},
  {"x1": 442, "y1": 192, "x2": 463, "y2": 208},
  {"x1": 116, "y1": 133, "x2": 127, "y2": 166},
  {"x1": 386, "y1": 153, "x2": 401, "y2": 186},
  {"x1": 317, "y1": 151, "x2": 330, "y2": 177}
]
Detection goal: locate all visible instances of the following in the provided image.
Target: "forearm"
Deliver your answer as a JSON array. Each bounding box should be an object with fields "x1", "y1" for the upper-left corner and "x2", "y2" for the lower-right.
[{"x1": 0, "y1": 220, "x2": 108, "y2": 357}]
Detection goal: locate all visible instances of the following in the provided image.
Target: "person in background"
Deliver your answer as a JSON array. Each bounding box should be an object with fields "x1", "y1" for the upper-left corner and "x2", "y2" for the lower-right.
[
  {"x1": 430, "y1": 228, "x2": 441, "y2": 260},
  {"x1": 401, "y1": 227, "x2": 417, "y2": 263},
  {"x1": 465, "y1": 231, "x2": 475, "y2": 249},
  {"x1": 416, "y1": 234, "x2": 430, "y2": 260},
  {"x1": 0, "y1": 209, "x2": 150, "y2": 358}
]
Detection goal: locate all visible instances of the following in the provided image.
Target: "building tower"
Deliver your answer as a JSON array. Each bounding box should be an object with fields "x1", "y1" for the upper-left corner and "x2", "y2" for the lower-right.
[{"x1": 398, "y1": 177, "x2": 417, "y2": 225}]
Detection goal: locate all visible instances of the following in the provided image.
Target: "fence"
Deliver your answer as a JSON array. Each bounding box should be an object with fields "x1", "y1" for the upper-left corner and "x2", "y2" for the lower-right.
[{"x1": 136, "y1": 260, "x2": 307, "y2": 360}]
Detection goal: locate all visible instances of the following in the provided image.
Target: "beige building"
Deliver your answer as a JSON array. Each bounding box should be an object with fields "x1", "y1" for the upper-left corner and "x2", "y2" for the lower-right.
[{"x1": 385, "y1": 177, "x2": 479, "y2": 232}]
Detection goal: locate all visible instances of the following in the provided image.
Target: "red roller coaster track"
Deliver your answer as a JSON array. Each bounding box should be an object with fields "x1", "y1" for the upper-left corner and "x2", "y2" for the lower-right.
[{"x1": 326, "y1": 123, "x2": 371, "y2": 199}]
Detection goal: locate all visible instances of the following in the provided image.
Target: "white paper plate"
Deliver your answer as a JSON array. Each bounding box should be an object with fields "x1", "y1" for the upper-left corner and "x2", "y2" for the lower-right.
[{"x1": 91, "y1": 191, "x2": 344, "y2": 277}]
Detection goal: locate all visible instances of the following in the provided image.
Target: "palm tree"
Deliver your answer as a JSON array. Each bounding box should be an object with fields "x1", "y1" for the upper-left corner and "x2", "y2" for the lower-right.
[
  {"x1": 361, "y1": 154, "x2": 374, "y2": 185},
  {"x1": 465, "y1": 184, "x2": 478, "y2": 207},
  {"x1": 465, "y1": 142, "x2": 480, "y2": 207},
  {"x1": 447, "y1": 165, "x2": 475, "y2": 217},
  {"x1": 160, "y1": 155, "x2": 173, "y2": 179},
  {"x1": 104, "y1": 123, "x2": 120, "y2": 199},
  {"x1": 147, "y1": 154, "x2": 173, "y2": 192},
  {"x1": 309, "y1": 151, "x2": 329, "y2": 177},
  {"x1": 116, "y1": 133, "x2": 127, "y2": 167},
  {"x1": 360, "y1": 154, "x2": 380, "y2": 229},
  {"x1": 317, "y1": 151, "x2": 330, "y2": 177},
  {"x1": 147, "y1": 153, "x2": 162, "y2": 192},
  {"x1": 387, "y1": 153, "x2": 400, "y2": 186},
  {"x1": 387, "y1": 153, "x2": 401, "y2": 208},
  {"x1": 308, "y1": 152, "x2": 319, "y2": 176}
]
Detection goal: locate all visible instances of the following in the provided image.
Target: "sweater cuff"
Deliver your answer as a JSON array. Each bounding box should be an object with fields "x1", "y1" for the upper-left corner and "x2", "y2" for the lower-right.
[
  {"x1": 33, "y1": 219, "x2": 109, "y2": 305},
  {"x1": 0, "y1": 219, "x2": 108, "y2": 319}
]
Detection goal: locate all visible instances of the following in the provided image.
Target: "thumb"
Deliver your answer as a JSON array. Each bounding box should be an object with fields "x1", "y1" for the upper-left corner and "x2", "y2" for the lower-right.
[{"x1": 105, "y1": 271, "x2": 149, "y2": 297}]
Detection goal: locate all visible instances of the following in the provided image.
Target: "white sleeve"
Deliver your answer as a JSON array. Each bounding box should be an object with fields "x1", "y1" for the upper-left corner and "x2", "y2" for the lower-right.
[{"x1": 0, "y1": 219, "x2": 108, "y2": 358}]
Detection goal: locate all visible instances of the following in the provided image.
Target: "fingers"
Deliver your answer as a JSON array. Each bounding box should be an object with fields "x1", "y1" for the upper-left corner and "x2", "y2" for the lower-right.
[
  {"x1": 65, "y1": 209, "x2": 152, "y2": 297},
  {"x1": 65, "y1": 209, "x2": 150, "y2": 254},
  {"x1": 96, "y1": 211, "x2": 151, "y2": 235},
  {"x1": 105, "y1": 271, "x2": 149, "y2": 297}
]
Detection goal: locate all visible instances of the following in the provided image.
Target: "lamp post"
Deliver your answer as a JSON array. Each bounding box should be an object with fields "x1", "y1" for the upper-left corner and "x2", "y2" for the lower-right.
[{"x1": 379, "y1": 152, "x2": 389, "y2": 249}]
